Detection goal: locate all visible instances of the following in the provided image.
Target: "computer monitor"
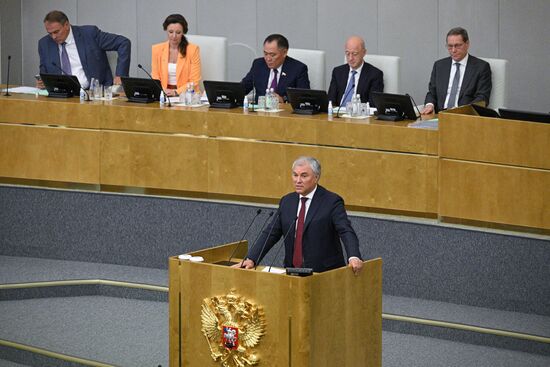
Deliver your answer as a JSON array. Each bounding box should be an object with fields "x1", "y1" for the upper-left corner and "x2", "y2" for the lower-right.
[
  {"x1": 40, "y1": 73, "x2": 81, "y2": 98},
  {"x1": 286, "y1": 87, "x2": 328, "y2": 115},
  {"x1": 498, "y1": 108, "x2": 550, "y2": 124},
  {"x1": 121, "y1": 76, "x2": 162, "y2": 103},
  {"x1": 203, "y1": 80, "x2": 245, "y2": 109},
  {"x1": 471, "y1": 104, "x2": 500, "y2": 118},
  {"x1": 372, "y1": 92, "x2": 418, "y2": 121}
]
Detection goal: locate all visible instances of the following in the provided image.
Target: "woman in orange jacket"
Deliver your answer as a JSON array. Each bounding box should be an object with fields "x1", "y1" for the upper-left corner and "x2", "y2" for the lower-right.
[{"x1": 151, "y1": 14, "x2": 201, "y2": 96}]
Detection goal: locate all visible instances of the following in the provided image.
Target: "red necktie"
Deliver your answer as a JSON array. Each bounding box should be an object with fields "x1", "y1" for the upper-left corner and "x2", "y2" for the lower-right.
[{"x1": 293, "y1": 197, "x2": 308, "y2": 267}]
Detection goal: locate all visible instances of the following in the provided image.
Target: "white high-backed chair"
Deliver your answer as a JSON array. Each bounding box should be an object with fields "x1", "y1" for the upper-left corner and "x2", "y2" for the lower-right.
[
  {"x1": 187, "y1": 35, "x2": 228, "y2": 89},
  {"x1": 287, "y1": 48, "x2": 326, "y2": 90},
  {"x1": 479, "y1": 57, "x2": 508, "y2": 109},
  {"x1": 364, "y1": 54, "x2": 400, "y2": 94}
]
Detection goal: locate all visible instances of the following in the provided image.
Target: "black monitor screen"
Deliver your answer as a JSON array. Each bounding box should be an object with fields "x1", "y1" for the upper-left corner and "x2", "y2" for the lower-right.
[
  {"x1": 498, "y1": 108, "x2": 550, "y2": 124},
  {"x1": 121, "y1": 77, "x2": 162, "y2": 103},
  {"x1": 40, "y1": 73, "x2": 81, "y2": 98},
  {"x1": 372, "y1": 92, "x2": 418, "y2": 121},
  {"x1": 287, "y1": 87, "x2": 328, "y2": 115},
  {"x1": 204, "y1": 80, "x2": 244, "y2": 108}
]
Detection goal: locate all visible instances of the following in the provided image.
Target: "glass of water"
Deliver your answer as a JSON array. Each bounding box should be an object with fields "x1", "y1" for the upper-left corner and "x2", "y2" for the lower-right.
[
  {"x1": 257, "y1": 96, "x2": 266, "y2": 109},
  {"x1": 104, "y1": 86, "x2": 113, "y2": 100}
]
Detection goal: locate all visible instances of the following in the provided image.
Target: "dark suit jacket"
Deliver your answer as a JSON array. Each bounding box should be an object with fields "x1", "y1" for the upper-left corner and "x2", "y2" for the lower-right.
[
  {"x1": 327, "y1": 62, "x2": 384, "y2": 106},
  {"x1": 38, "y1": 25, "x2": 131, "y2": 86},
  {"x1": 241, "y1": 56, "x2": 310, "y2": 102},
  {"x1": 248, "y1": 185, "x2": 362, "y2": 272},
  {"x1": 424, "y1": 55, "x2": 491, "y2": 112}
]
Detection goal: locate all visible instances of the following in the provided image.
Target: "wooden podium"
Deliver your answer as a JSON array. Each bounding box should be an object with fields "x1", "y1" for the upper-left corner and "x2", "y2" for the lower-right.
[{"x1": 169, "y1": 242, "x2": 382, "y2": 367}]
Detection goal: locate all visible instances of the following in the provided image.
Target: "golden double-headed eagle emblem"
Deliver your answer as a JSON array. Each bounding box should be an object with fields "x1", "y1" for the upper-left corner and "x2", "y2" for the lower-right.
[{"x1": 201, "y1": 289, "x2": 266, "y2": 366}]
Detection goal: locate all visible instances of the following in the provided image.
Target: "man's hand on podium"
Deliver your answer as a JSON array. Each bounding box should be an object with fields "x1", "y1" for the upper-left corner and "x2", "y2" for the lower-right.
[
  {"x1": 349, "y1": 258, "x2": 363, "y2": 276},
  {"x1": 232, "y1": 259, "x2": 255, "y2": 269}
]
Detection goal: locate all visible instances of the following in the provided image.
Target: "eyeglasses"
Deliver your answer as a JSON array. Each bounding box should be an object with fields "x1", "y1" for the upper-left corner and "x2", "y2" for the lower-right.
[
  {"x1": 345, "y1": 51, "x2": 362, "y2": 57},
  {"x1": 446, "y1": 43, "x2": 465, "y2": 50}
]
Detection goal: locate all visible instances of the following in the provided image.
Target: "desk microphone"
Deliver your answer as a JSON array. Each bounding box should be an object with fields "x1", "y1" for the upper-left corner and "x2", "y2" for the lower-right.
[
  {"x1": 406, "y1": 93, "x2": 422, "y2": 119},
  {"x1": 253, "y1": 211, "x2": 281, "y2": 270},
  {"x1": 241, "y1": 211, "x2": 274, "y2": 267},
  {"x1": 267, "y1": 216, "x2": 298, "y2": 273},
  {"x1": 51, "y1": 62, "x2": 89, "y2": 100},
  {"x1": 4, "y1": 55, "x2": 11, "y2": 96},
  {"x1": 137, "y1": 63, "x2": 171, "y2": 107},
  {"x1": 224, "y1": 209, "x2": 262, "y2": 266},
  {"x1": 335, "y1": 81, "x2": 355, "y2": 118}
]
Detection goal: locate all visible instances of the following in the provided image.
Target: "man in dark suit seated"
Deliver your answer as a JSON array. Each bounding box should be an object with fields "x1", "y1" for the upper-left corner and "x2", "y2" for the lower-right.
[
  {"x1": 327, "y1": 36, "x2": 384, "y2": 106},
  {"x1": 421, "y1": 27, "x2": 491, "y2": 114},
  {"x1": 237, "y1": 156, "x2": 363, "y2": 275},
  {"x1": 37, "y1": 10, "x2": 131, "y2": 89},
  {"x1": 241, "y1": 34, "x2": 310, "y2": 103}
]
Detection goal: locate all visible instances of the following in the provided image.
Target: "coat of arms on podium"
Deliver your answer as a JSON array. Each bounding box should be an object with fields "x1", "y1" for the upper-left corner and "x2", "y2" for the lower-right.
[{"x1": 201, "y1": 289, "x2": 266, "y2": 366}]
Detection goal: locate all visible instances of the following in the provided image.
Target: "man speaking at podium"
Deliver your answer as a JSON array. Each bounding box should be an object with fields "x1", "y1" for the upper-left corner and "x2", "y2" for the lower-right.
[{"x1": 238, "y1": 156, "x2": 363, "y2": 275}]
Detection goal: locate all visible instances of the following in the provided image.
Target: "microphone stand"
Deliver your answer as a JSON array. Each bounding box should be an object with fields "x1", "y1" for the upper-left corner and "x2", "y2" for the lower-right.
[
  {"x1": 406, "y1": 93, "x2": 423, "y2": 120},
  {"x1": 267, "y1": 216, "x2": 298, "y2": 273},
  {"x1": 335, "y1": 81, "x2": 355, "y2": 118},
  {"x1": 225, "y1": 209, "x2": 262, "y2": 265},
  {"x1": 138, "y1": 63, "x2": 171, "y2": 107},
  {"x1": 4, "y1": 56, "x2": 11, "y2": 96}
]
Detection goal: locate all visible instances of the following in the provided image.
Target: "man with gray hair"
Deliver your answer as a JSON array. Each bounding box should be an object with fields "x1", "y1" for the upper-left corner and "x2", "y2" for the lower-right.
[
  {"x1": 239, "y1": 156, "x2": 363, "y2": 274},
  {"x1": 421, "y1": 27, "x2": 491, "y2": 114}
]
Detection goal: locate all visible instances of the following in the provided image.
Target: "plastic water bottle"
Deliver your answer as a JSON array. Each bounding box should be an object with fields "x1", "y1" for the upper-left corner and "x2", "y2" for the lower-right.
[
  {"x1": 159, "y1": 91, "x2": 165, "y2": 106},
  {"x1": 270, "y1": 88, "x2": 278, "y2": 110},
  {"x1": 328, "y1": 100, "x2": 333, "y2": 117},
  {"x1": 79, "y1": 88, "x2": 86, "y2": 101},
  {"x1": 243, "y1": 95, "x2": 249, "y2": 112},
  {"x1": 265, "y1": 89, "x2": 271, "y2": 110},
  {"x1": 366, "y1": 102, "x2": 371, "y2": 116},
  {"x1": 185, "y1": 82, "x2": 194, "y2": 105}
]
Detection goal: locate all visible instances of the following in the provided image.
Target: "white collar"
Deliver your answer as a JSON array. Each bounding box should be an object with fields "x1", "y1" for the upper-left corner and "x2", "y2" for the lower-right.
[{"x1": 300, "y1": 185, "x2": 318, "y2": 201}]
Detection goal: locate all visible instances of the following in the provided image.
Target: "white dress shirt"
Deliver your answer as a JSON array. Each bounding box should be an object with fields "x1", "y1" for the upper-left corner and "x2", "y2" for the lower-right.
[
  {"x1": 443, "y1": 54, "x2": 469, "y2": 109},
  {"x1": 60, "y1": 27, "x2": 88, "y2": 89}
]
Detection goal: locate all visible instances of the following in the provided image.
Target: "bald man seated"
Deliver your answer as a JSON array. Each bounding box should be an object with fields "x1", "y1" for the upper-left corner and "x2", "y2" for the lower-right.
[{"x1": 327, "y1": 36, "x2": 384, "y2": 107}]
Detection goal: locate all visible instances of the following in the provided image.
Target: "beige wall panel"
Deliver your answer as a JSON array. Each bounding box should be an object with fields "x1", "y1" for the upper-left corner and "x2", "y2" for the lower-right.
[
  {"x1": 0, "y1": 123, "x2": 100, "y2": 183},
  {"x1": 207, "y1": 108, "x2": 438, "y2": 155},
  {"x1": 440, "y1": 110, "x2": 550, "y2": 169},
  {"x1": 102, "y1": 102, "x2": 207, "y2": 135},
  {"x1": 439, "y1": 159, "x2": 550, "y2": 229},
  {"x1": 208, "y1": 139, "x2": 439, "y2": 214},
  {"x1": 0, "y1": 95, "x2": 101, "y2": 128},
  {"x1": 100, "y1": 131, "x2": 208, "y2": 191}
]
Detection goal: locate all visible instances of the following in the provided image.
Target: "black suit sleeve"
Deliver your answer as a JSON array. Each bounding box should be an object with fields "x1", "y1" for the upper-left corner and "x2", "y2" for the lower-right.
[
  {"x1": 327, "y1": 68, "x2": 339, "y2": 105},
  {"x1": 424, "y1": 62, "x2": 438, "y2": 108},
  {"x1": 241, "y1": 60, "x2": 256, "y2": 95},
  {"x1": 331, "y1": 196, "x2": 362, "y2": 260},
  {"x1": 471, "y1": 61, "x2": 492, "y2": 105},
  {"x1": 295, "y1": 63, "x2": 310, "y2": 89}
]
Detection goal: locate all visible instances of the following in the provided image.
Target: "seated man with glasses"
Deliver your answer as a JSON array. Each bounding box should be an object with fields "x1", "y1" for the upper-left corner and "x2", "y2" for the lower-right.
[
  {"x1": 327, "y1": 36, "x2": 383, "y2": 107},
  {"x1": 421, "y1": 27, "x2": 491, "y2": 114}
]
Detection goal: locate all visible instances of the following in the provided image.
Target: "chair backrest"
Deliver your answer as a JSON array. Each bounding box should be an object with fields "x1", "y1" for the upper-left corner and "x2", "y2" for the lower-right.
[
  {"x1": 479, "y1": 57, "x2": 508, "y2": 109},
  {"x1": 363, "y1": 54, "x2": 400, "y2": 94},
  {"x1": 186, "y1": 35, "x2": 228, "y2": 89},
  {"x1": 287, "y1": 48, "x2": 326, "y2": 90}
]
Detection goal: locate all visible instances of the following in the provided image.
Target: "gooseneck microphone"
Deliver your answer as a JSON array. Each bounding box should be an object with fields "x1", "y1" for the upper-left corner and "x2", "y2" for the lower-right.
[
  {"x1": 225, "y1": 209, "x2": 263, "y2": 265},
  {"x1": 241, "y1": 211, "x2": 275, "y2": 267},
  {"x1": 4, "y1": 55, "x2": 11, "y2": 96},
  {"x1": 253, "y1": 211, "x2": 281, "y2": 270},
  {"x1": 137, "y1": 63, "x2": 171, "y2": 107},
  {"x1": 267, "y1": 216, "x2": 298, "y2": 273},
  {"x1": 51, "y1": 62, "x2": 89, "y2": 100},
  {"x1": 406, "y1": 93, "x2": 423, "y2": 119}
]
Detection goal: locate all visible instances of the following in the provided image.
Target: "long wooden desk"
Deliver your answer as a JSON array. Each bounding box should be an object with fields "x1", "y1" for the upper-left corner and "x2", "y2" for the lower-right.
[{"x1": 1, "y1": 94, "x2": 548, "y2": 231}]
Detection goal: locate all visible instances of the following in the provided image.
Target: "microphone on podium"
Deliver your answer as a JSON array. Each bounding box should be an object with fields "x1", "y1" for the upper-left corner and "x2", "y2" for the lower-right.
[
  {"x1": 267, "y1": 216, "x2": 298, "y2": 272},
  {"x1": 252, "y1": 211, "x2": 282, "y2": 270},
  {"x1": 137, "y1": 63, "x2": 172, "y2": 107},
  {"x1": 219, "y1": 209, "x2": 263, "y2": 266},
  {"x1": 4, "y1": 55, "x2": 11, "y2": 96}
]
